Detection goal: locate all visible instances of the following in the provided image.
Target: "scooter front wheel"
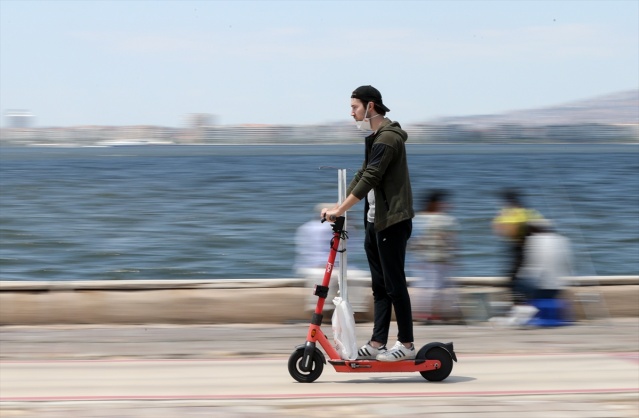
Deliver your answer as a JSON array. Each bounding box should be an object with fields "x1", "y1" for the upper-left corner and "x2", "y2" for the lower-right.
[
  {"x1": 288, "y1": 347, "x2": 324, "y2": 383},
  {"x1": 417, "y1": 346, "x2": 453, "y2": 381}
]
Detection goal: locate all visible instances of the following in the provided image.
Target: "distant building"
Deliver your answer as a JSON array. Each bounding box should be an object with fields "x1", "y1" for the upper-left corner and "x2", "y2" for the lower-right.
[
  {"x1": 4, "y1": 110, "x2": 34, "y2": 128},
  {"x1": 185, "y1": 113, "x2": 217, "y2": 129}
]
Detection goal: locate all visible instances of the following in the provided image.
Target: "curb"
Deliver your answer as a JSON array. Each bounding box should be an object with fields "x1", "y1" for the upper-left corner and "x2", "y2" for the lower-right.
[{"x1": 0, "y1": 277, "x2": 637, "y2": 325}]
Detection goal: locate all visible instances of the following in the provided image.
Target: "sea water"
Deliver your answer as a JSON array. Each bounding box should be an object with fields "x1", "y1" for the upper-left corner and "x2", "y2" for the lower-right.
[{"x1": 0, "y1": 144, "x2": 637, "y2": 281}]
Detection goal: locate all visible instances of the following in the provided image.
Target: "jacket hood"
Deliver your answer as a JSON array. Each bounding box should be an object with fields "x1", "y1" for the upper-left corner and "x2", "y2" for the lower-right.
[{"x1": 378, "y1": 119, "x2": 408, "y2": 142}]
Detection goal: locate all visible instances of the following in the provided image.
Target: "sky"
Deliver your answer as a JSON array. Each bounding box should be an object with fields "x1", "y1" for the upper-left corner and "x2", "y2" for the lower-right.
[{"x1": 1, "y1": 0, "x2": 638, "y2": 128}]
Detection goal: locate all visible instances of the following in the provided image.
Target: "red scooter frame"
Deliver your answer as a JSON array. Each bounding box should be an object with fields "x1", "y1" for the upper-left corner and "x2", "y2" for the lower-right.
[{"x1": 288, "y1": 216, "x2": 457, "y2": 383}]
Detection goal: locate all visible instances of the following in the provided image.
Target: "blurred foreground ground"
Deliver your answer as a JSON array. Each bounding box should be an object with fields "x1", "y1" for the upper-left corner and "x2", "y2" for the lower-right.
[{"x1": 1, "y1": 318, "x2": 638, "y2": 417}]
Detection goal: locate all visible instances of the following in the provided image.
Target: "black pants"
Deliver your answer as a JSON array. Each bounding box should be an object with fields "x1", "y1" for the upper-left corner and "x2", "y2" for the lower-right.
[
  {"x1": 364, "y1": 219, "x2": 413, "y2": 344},
  {"x1": 507, "y1": 243, "x2": 526, "y2": 304}
]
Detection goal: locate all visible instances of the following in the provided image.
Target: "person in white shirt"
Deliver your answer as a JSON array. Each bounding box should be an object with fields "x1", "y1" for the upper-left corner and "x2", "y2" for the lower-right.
[
  {"x1": 295, "y1": 203, "x2": 341, "y2": 312},
  {"x1": 296, "y1": 203, "x2": 370, "y2": 313},
  {"x1": 493, "y1": 218, "x2": 573, "y2": 326},
  {"x1": 516, "y1": 218, "x2": 573, "y2": 301}
]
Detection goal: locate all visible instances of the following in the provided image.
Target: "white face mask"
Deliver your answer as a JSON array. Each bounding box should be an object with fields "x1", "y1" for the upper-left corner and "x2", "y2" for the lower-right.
[{"x1": 355, "y1": 107, "x2": 379, "y2": 131}]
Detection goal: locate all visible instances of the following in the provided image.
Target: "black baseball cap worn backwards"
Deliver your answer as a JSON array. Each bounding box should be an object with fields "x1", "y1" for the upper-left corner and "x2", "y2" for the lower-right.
[{"x1": 351, "y1": 85, "x2": 390, "y2": 112}]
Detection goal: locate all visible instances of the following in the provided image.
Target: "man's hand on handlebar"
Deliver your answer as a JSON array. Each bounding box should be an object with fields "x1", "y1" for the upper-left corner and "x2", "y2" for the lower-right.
[{"x1": 320, "y1": 206, "x2": 340, "y2": 223}]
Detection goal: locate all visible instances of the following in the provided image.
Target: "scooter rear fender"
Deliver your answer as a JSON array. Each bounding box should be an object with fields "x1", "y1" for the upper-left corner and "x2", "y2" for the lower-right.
[{"x1": 419, "y1": 341, "x2": 458, "y2": 362}]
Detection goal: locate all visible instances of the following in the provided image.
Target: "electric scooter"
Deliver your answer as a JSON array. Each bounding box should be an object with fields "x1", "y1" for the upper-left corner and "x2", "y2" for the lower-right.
[{"x1": 288, "y1": 213, "x2": 458, "y2": 383}]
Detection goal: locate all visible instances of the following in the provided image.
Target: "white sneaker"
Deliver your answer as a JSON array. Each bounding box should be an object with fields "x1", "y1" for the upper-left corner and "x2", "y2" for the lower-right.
[
  {"x1": 511, "y1": 305, "x2": 539, "y2": 326},
  {"x1": 490, "y1": 305, "x2": 539, "y2": 327},
  {"x1": 376, "y1": 341, "x2": 416, "y2": 362},
  {"x1": 357, "y1": 342, "x2": 387, "y2": 360}
]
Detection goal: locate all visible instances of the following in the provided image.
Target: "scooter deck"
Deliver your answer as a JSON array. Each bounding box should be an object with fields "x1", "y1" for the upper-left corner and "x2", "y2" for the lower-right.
[{"x1": 327, "y1": 358, "x2": 441, "y2": 373}]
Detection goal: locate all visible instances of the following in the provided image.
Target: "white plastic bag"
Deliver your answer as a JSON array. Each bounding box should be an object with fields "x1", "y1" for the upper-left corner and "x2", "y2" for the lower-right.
[{"x1": 331, "y1": 296, "x2": 358, "y2": 360}]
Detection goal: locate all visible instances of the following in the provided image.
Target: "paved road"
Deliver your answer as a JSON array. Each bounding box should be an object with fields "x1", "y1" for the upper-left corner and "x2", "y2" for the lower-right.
[
  {"x1": 1, "y1": 319, "x2": 638, "y2": 417},
  {"x1": 2, "y1": 352, "x2": 638, "y2": 397}
]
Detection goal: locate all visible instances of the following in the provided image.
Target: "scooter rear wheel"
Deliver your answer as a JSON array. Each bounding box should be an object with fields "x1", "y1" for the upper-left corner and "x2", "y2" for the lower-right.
[
  {"x1": 288, "y1": 347, "x2": 324, "y2": 383},
  {"x1": 417, "y1": 346, "x2": 453, "y2": 381}
]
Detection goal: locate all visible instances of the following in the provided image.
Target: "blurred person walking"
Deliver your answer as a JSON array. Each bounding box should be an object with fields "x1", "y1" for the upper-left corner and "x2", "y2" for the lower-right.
[
  {"x1": 493, "y1": 218, "x2": 574, "y2": 326},
  {"x1": 517, "y1": 219, "x2": 573, "y2": 301},
  {"x1": 516, "y1": 218, "x2": 574, "y2": 324},
  {"x1": 296, "y1": 203, "x2": 370, "y2": 314},
  {"x1": 492, "y1": 188, "x2": 543, "y2": 307},
  {"x1": 295, "y1": 203, "x2": 340, "y2": 312},
  {"x1": 322, "y1": 85, "x2": 415, "y2": 362},
  {"x1": 409, "y1": 190, "x2": 461, "y2": 323}
]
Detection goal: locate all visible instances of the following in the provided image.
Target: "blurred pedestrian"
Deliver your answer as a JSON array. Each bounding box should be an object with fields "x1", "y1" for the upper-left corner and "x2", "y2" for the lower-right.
[
  {"x1": 295, "y1": 203, "x2": 370, "y2": 314},
  {"x1": 322, "y1": 85, "x2": 415, "y2": 362},
  {"x1": 295, "y1": 203, "x2": 339, "y2": 312},
  {"x1": 516, "y1": 218, "x2": 573, "y2": 301},
  {"x1": 492, "y1": 188, "x2": 543, "y2": 306},
  {"x1": 493, "y1": 218, "x2": 573, "y2": 326},
  {"x1": 409, "y1": 190, "x2": 461, "y2": 323}
]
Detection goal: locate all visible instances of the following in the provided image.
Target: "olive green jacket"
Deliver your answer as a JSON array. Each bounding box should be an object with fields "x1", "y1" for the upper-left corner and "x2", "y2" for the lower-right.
[{"x1": 347, "y1": 118, "x2": 414, "y2": 231}]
